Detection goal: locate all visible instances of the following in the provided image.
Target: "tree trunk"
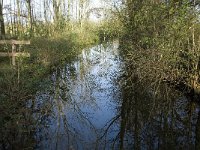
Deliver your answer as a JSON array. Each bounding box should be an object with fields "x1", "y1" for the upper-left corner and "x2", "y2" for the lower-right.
[
  {"x1": 26, "y1": 0, "x2": 32, "y2": 37},
  {"x1": 44, "y1": 0, "x2": 48, "y2": 22},
  {"x1": 67, "y1": 0, "x2": 70, "y2": 21},
  {"x1": 53, "y1": 0, "x2": 61, "y2": 25},
  {"x1": 0, "y1": 0, "x2": 5, "y2": 39},
  {"x1": 16, "y1": 0, "x2": 21, "y2": 37}
]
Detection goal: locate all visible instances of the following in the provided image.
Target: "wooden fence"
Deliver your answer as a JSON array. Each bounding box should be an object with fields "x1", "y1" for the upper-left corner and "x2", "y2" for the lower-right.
[{"x1": 0, "y1": 40, "x2": 30, "y2": 65}]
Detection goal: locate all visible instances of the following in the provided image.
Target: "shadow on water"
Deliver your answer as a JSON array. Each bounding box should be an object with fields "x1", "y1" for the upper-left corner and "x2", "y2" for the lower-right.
[{"x1": 32, "y1": 41, "x2": 200, "y2": 150}]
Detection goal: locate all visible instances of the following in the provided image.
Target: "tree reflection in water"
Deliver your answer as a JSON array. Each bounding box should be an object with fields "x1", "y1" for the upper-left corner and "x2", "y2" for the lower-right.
[
  {"x1": 35, "y1": 41, "x2": 121, "y2": 149},
  {"x1": 34, "y1": 41, "x2": 200, "y2": 150},
  {"x1": 117, "y1": 76, "x2": 200, "y2": 150}
]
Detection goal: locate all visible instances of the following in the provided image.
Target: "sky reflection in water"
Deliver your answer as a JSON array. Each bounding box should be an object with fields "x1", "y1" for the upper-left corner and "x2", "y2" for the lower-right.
[{"x1": 35, "y1": 41, "x2": 200, "y2": 150}]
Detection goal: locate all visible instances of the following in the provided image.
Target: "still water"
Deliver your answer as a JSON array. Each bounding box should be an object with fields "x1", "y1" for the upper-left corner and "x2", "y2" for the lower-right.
[{"x1": 34, "y1": 41, "x2": 200, "y2": 150}]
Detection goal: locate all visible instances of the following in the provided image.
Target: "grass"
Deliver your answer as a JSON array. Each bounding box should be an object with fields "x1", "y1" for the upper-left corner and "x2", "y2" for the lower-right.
[{"x1": 0, "y1": 23, "x2": 100, "y2": 149}]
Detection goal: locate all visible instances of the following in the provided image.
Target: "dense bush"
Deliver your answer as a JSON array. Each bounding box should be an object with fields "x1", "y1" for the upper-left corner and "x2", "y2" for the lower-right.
[{"x1": 119, "y1": 0, "x2": 200, "y2": 95}]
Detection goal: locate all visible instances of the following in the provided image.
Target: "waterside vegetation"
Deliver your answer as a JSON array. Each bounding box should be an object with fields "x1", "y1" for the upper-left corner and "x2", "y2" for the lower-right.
[
  {"x1": 0, "y1": 0, "x2": 200, "y2": 149},
  {"x1": 0, "y1": 0, "x2": 120, "y2": 149},
  {"x1": 117, "y1": 0, "x2": 200, "y2": 100}
]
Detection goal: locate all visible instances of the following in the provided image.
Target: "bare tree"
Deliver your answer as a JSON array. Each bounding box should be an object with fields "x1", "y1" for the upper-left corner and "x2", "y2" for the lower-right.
[
  {"x1": 0, "y1": 0, "x2": 5, "y2": 38},
  {"x1": 26, "y1": 0, "x2": 32, "y2": 36}
]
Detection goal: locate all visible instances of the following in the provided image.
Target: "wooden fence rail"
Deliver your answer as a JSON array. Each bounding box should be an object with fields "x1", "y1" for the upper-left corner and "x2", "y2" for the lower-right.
[
  {"x1": 0, "y1": 40, "x2": 30, "y2": 66},
  {"x1": 0, "y1": 40, "x2": 30, "y2": 45}
]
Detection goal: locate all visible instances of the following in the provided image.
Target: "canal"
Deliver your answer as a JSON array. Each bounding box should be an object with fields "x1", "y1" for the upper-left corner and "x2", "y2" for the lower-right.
[{"x1": 33, "y1": 41, "x2": 200, "y2": 149}]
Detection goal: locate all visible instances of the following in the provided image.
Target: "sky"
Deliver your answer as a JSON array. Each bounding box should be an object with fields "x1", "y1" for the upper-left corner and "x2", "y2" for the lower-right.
[
  {"x1": 90, "y1": 0, "x2": 102, "y2": 7},
  {"x1": 3, "y1": 0, "x2": 106, "y2": 22}
]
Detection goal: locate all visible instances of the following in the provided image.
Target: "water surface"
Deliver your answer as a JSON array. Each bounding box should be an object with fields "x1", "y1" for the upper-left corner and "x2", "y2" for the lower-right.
[{"x1": 34, "y1": 41, "x2": 200, "y2": 150}]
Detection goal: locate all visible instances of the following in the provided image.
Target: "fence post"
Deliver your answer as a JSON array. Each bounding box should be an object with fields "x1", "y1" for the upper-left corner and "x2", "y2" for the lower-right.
[{"x1": 12, "y1": 43, "x2": 16, "y2": 66}]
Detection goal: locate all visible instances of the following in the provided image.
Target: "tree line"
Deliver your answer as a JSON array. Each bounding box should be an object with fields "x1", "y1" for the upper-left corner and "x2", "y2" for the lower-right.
[{"x1": 0, "y1": 0, "x2": 104, "y2": 39}]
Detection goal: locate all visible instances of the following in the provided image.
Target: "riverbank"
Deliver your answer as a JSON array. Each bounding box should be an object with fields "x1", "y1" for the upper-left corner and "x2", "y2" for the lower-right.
[
  {"x1": 119, "y1": 38, "x2": 200, "y2": 104},
  {"x1": 117, "y1": 1, "x2": 200, "y2": 103},
  {"x1": 0, "y1": 28, "x2": 99, "y2": 149},
  {"x1": 1, "y1": 41, "x2": 199, "y2": 149}
]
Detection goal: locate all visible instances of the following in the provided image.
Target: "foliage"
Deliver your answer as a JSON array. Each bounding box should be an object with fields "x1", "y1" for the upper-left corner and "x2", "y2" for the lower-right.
[
  {"x1": 0, "y1": 0, "x2": 110, "y2": 149},
  {"x1": 119, "y1": 0, "x2": 200, "y2": 96},
  {"x1": 0, "y1": 19, "x2": 100, "y2": 150},
  {"x1": 98, "y1": 17, "x2": 123, "y2": 41}
]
